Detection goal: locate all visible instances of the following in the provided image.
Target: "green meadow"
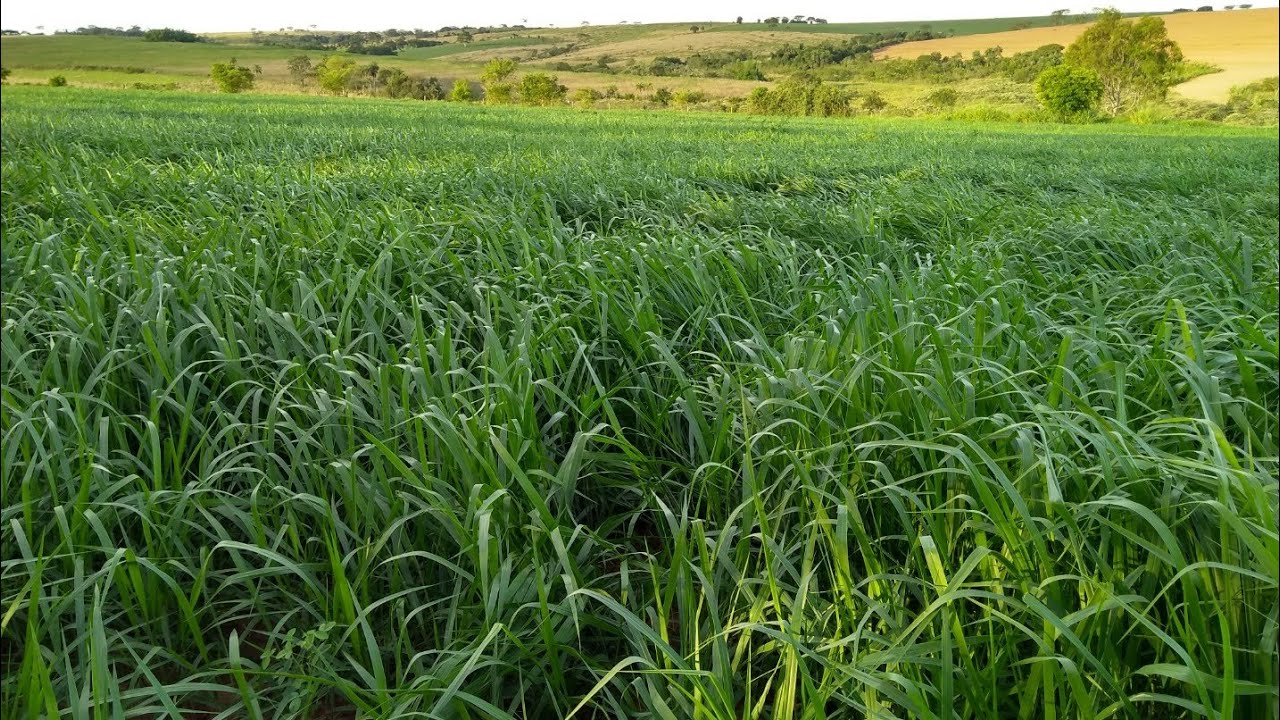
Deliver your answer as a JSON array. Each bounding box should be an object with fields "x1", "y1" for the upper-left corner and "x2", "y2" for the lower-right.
[{"x1": 1, "y1": 86, "x2": 1277, "y2": 718}]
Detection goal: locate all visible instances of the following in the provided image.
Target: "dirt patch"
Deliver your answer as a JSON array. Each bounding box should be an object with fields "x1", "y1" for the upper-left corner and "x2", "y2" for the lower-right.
[{"x1": 876, "y1": 8, "x2": 1279, "y2": 102}]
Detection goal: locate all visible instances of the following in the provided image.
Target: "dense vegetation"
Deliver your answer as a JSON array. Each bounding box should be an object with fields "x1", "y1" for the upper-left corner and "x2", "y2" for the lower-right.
[{"x1": 2, "y1": 86, "x2": 1277, "y2": 719}]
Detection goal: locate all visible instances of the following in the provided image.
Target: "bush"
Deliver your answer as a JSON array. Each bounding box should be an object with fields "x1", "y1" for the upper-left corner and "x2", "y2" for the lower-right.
[
  {"x1": 482, "y1": 59, "x2": 519, "y2": 104},
  {"x1": 672, "y1": 89, "x2": 708, "y2": 107},
  {"x1": 448, "y1": 78, "x2": 473, "y2": 102},
  {"x1": 861, "y1": 91, "x2": 888, "y2": 112},
  {"x1": 520, "y1": 73, "x2": 567, "y2": 106},
  {"x1": 651, "y1": 87, "x2": 673, "y2": 106},
  {"x1": 48, "y1": 75, "x2": 68, "y2": 87},
  {"x1": 571, "y1": 87, "x2": 602, "y2": 107},
  {"x1": 1034, "y1": 65, "x2": 1103, "y2": 119},
  {"x1": 924, "y1": 88, "x2": 960, "y2": 109},
  {"x1": 210, "y1": 61, "x2": 254, "y2": 93},
  {"x1": 1, "y1": 67, "x2": 10, "y2": 82}
]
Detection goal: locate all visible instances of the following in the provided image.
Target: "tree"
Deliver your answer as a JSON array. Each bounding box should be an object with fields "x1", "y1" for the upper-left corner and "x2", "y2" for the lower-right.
[
  {"x1": 481, "y1": 58, "x2": 518, "y2": 104},
  {"x1": 0, "y1": 67, "x2": 10, "y2": 82},
  {"x1": 736, "y1": 16, "x2": 743, "y2": 23},
  {"x1": 287, "y1": 55, "x2": 314, "y2": 87},
  {"x1": 690, "y1": 25, "x2": 701, "y2": 33},
  {"x1": 315, "y1": 55, "x2": 357, "y2": 95},
  {"x1": 448, "y1": 78, "x2": 473, "y2": 101},
  {"x1": 1196, "y1": 5, "x2": 1213, "y2": 10},
  {"x1": 520, "y1": 73, "x2": 567, "y2": 105},
  {"x1": 144, "y1": 28, "x2": 200, "y2": 42},
  {"x1": 457, "y1": 29, "x2": 473, "y2": 43},
  {"x1": 651, "y1": 87, "x2": 673, "y2": 106},
  {"x1": 1063, "y1": 10, "x2": 1183, "y2": 114},
  {"x1": 48, "y1": 74, "x2": 68, "y2": 87},
  {"x1": 210, "y1": 61, "x2": 254, "y2": 92},
  {"x1": 1051, "y1": 9, "x2": 1072, "y2": 25},
  {"x1": 1035, "y1": 64, "x2": 1103, "y2": 118}
]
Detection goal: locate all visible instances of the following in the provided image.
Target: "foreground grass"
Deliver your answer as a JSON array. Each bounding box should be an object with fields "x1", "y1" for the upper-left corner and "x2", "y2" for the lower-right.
[{"x1": 1, "y1": 87, "x2": 1277, "y2": 719}]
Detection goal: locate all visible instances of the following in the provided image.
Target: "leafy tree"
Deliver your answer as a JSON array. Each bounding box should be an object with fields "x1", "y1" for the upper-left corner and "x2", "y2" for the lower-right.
[
  {"x1": 481, "y1": 58, "x2": 518, "y2": 104},
  {"x1": 48, "y1": 75, "x2": 68, "y2": 87},
  {"x1": 482, "y1": 58, "x2": 517, "y2": 83},
  {"x1": 520, "y1": 73, "x2": 567, "y2": 105},
  {"x1": 736, "y1": 16, "x2": 743, "y2": 23},
  {"x1": 448, "y1": 78, "x2": 473, "y2": 101},
  {"x1": 287, "y1": 55, "x2": 314, "y2": 87},
  {"x1": 690, "y1": 25, "x2": 701, "y2": 33},
  {"x1": 1050, "y1": 9, "x2": 1072, "y2": 25},
  {"x1": 0, "y1": 67, "x2": 10, "y2": 82},
  {"x1": 1034, "y1": 64, "x2": 1103, "y2": 119},
  {"x1": 316, "y1": 55, "x2": 357, "y2": 95},
  {"x1": 210, "y1": 61, "x2": 254, "y2": 92},
  {"x1": 457, "y1": 30, "x2": 473, "y2": 43},
  {"x1": 1064, "y1": 10, "x2": 1183, "y2": 113},
  {"x1": 651, "y1": 87, "x2": 673, "y2": 106}
]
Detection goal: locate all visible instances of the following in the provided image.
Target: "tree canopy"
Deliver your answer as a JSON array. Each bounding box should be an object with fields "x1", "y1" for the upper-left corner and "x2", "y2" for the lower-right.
[{"x1": 1063, "y1": 9, "x2": 1183, "y2": 113}]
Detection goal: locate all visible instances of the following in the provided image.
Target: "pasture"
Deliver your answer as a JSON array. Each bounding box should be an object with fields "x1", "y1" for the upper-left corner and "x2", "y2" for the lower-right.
[{"x1": 1, "y1": 86, "x2": 1278, "y2": 719}]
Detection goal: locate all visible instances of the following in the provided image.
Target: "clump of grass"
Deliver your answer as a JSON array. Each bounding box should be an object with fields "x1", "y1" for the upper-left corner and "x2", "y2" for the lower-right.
[{"x1": 1, "y1": 86, "x2": 1277, "y2": 719}]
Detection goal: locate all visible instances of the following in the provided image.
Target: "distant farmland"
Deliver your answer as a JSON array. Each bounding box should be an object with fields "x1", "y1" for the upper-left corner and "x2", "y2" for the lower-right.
[{"x1": 878, "y1": 7, "x2": 1280, "y2": 101}]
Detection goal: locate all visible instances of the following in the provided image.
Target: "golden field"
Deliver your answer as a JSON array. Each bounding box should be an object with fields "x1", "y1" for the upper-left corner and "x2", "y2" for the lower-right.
[{"x1": 877, "y1": 8, "x2": 1279, "y2": 101}]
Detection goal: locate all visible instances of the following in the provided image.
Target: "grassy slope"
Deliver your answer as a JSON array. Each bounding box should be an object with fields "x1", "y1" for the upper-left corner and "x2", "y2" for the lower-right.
[
  {"x1": 2, "y1": 86, "x2": 1277, "y2": 719},
  {"x1": 878, "y1": 8, "x2": 1280, "y2": 102}
]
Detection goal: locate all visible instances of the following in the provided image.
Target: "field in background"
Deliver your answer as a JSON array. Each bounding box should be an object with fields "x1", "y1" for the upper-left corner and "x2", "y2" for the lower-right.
[
  {"x1": 2, "y1": 9, "x2": 1276, "y2": 107},
  {"x1": 2, "y1": 85, "x2": 1277, "y2": 719},
  {"x1": 878, "y1": 7, "x2": 1280, "y2": 101}
]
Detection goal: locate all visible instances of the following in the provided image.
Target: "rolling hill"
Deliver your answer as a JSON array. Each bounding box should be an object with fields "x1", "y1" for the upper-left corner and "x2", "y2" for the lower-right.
[{"x1": 877, "y1": 7, "x2": 1279, "y2": 101}]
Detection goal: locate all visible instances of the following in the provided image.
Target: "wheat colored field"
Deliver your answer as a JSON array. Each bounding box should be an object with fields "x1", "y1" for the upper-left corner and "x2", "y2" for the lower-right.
[{"x1": 878, "y1": 8, "x2": 1280, "y2": 102}]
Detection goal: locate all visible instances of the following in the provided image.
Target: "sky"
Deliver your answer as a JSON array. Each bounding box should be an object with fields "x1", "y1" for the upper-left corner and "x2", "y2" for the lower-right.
[{"x1": 3, "y1": 0, "x2": 1277, "y2": 33}]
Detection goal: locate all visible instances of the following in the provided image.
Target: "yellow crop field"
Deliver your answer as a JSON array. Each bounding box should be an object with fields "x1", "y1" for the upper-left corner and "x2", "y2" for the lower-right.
[{"x1": 877, "y1": 8, "x2": 1279, "y2": 101}]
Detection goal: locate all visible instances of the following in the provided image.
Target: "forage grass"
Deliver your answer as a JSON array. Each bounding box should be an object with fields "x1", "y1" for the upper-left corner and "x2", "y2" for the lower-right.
[{"x1": 1, "y1": 86, "x2": 1277, "y2": 719}]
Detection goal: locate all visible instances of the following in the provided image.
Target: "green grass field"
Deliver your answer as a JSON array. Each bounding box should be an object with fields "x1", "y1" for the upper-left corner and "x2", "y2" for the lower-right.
[{"x1": 2, "y1": 86, "x2": 1278, "y2": 719}]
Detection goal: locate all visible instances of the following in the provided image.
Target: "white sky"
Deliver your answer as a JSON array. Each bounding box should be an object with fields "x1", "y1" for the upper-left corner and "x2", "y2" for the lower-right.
[{"x1": 3, "y1": 1, "x2": 1277, "y2": 33}]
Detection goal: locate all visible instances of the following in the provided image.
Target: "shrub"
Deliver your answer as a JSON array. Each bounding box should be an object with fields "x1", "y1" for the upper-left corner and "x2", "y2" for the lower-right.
[
  {"x1": 1, "y1": 67, "x2": 12, "y2": 82},
  {"x1": 672, "y1": 89, "x2": 708, "y2": 107},
  {"x1": 520, "y1": 73, "x2": 567, "y2": 106},
  {"x1": 1034, "y1": 64, "x2": 1103, "y2": 119},
  {"x1": 861, "y1": 91, "x2": 888, "y2": 112},
  {"x1": 651, "y1": 87, "x2": 673, "y2": 106},
  {"x1": 448, "y1": 78, "x2": 473, "y2": 101},
  {"x1": 210, "y1": 61, "x2": 254, "y2": 93},
  {"x1": 482, "y1": 59, "x2": 519, "y2": 104},
  {"x1": 571, "y1": 87, "x2": 602, "y2": 106},
  {"x1": 924, "y1": 87, "x2": 960, "y2": 109},
  {"x1": 48, "y1": 75, "x2": 68, "y2": 87}
]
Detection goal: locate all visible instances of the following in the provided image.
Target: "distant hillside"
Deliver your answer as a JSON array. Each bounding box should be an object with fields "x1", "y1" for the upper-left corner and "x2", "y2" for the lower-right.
[{"x1": 878, "y1": 8, "x2": 1279, "y2": 101}]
